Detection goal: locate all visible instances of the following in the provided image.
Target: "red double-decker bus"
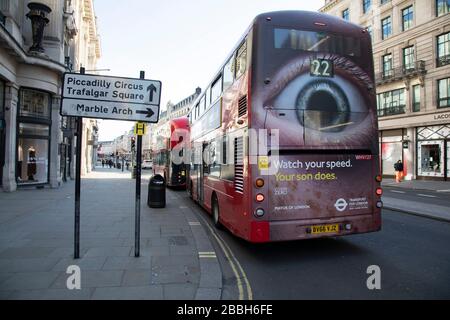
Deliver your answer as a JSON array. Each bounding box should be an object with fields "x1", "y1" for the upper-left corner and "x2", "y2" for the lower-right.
[
  {"x1": 152, "y1": 117, "x2": 189, "y2": 188},
  {"x1": 186, "y1": 11, "x2": 382, "y2": 242}
]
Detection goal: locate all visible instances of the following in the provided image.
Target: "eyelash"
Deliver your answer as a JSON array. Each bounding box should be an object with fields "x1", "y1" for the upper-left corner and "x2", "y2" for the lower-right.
[
  {"x1": 262, "y1": 53, "x2": 374, "y2": 107},
  {"x1": 260, "y1": 53, "x2": 378, "y2": 148}
]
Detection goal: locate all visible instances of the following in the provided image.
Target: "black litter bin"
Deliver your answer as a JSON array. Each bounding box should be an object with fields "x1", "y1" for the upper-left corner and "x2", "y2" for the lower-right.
[{"x1": 148, "y1": 174, "x2": 166, "y2": 208}]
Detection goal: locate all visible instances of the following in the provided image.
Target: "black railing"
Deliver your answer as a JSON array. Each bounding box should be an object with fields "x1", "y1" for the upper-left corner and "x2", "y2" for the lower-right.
[
  {"x1": 376, "y1": 60, "x2": 426, "y2": 85},
  {"x1": 377, "y1": 105, "x2": 406, "y2": 117},
  {"x1": 437, "y1": 54, "x2": 450, "y2": 67}
]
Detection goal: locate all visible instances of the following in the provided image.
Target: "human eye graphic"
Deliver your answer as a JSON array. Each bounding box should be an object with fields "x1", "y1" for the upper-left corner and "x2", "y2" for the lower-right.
[{"x1": 262, "y1": 54, "x2": 376, "y2": 147}]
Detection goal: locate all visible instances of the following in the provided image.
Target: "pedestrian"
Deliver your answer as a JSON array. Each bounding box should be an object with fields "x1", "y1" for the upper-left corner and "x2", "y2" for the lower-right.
[
  {"x1": 109, "y1": 159, "x2": 113, "y2": 168},
  {"x1": 394, "y1": 160, "x2": 404, "y2": 183},
  {"x1": 101, "y1": 159, "x2": 105, "y2": 168}
]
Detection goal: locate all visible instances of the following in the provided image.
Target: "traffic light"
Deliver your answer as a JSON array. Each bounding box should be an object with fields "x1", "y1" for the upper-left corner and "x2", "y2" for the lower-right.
[{"x1": 131, "y1": 137, "x2": 136, "y2": 151}]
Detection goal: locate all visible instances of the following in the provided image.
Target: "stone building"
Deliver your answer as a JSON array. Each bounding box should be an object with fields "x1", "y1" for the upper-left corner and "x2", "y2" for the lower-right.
[
  {"x1": 320, "y1": 0, "x2": 450, "y2": 180},
  {"x1": 0, "y1": 0, "x2": 101, "y2": 192}
]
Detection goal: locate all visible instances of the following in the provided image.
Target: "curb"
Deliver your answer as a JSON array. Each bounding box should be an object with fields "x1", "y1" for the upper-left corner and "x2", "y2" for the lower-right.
[
  {"x1": 183, "y1": 206, "x2": 222, "y2": 300},
  {"x1": 383, "y1": 205, "x2": 450, "y2": 223}
]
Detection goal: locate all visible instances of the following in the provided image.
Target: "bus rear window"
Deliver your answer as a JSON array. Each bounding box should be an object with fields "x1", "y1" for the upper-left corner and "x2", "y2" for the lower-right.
[{"x1": 274, "y1": 28, "x2": 361, "y2": 57}]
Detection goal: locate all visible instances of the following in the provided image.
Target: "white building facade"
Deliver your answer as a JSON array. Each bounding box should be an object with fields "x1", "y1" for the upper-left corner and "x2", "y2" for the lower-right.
[
  {"x1": 0, "y1": 0, "x2": 101, "y2": 191},
  {"x1": 321, "y1": 0, "x2": 450, "y2": 180}
]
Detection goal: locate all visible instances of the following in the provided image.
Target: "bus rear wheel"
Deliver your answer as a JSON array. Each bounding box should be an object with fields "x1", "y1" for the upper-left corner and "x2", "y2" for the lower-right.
[{"x1": 212, "y1": 195, "x2": 222, "y2": 229}]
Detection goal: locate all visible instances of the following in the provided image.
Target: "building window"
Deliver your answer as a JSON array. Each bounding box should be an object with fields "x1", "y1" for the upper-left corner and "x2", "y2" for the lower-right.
[
  {"x1": 436, "y1": 0, "x2": 450, "y2": 17},
  {"x1": 363, "y1": 0, "x2": 371, "y2": 14},
  {"x1": 412, "y1": 85, "x2": 420, "y2": 112},
  {"x1": 437, "y1": 78, "x2": 450, "y2": 108},
  {"x1": 342, "y1": 8, "x2": 349, "y2": 21},
  {"x1": 403, "y1": 46, "x2": 415, "y2": 71},
  {"x1": 377, "y1": 88, "x2": 406, "y2": 116},
  {"x1": 381, "y1": 16, "x2": 392, "y2": 40},
  {"x1": 437, "y1": 32, "x2": 450, "y2": 67},
  {"x1": 418, "y1": 141, "x2": 444, "y2": 177},
  {"x1": 381, "y1": 0, "x2": 391, "y2": 5},
  {"x1": 17, "y1": 89, "x2": 52, "y2": 185},
  {"x1": 402, "y1": 6, "x2": 413, "y2": 31},
  {"x1": 19, "y1": 89, "x2": 51, "y2": 119},
  {"x1": 382, "y1": 54, "x2": 393, "y2": 78}
]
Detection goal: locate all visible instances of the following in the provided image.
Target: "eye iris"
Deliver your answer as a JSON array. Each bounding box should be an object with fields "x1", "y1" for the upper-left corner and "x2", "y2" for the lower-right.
[{"x1": 296, "y1": 80, "x2": 350, "y2": 132}]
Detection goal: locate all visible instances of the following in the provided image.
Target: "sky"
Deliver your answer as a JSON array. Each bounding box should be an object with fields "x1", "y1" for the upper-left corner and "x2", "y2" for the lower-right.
[{"x1": 93, "y1": 0, "x2": 323, "y2": 141}]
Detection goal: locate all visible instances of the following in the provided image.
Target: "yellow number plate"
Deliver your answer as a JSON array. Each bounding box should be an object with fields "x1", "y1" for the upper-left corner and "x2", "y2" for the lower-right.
[{"x1": 311, "y1": 224, "x2": 339, "y2": 234}]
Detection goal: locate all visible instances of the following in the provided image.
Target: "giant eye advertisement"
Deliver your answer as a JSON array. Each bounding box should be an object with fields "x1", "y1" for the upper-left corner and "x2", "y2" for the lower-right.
[
  {"x1": 251, "y1": 25, "x2": 380, "y2": 235},
  {"x1": 253, "y1": 27, "x2": 378, "y2": 150}
]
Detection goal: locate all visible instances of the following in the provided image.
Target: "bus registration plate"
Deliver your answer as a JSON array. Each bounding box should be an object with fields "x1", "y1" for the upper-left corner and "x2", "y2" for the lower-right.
[{"x1": 311, "y1": 224, "x2": 339, "y2": 234}]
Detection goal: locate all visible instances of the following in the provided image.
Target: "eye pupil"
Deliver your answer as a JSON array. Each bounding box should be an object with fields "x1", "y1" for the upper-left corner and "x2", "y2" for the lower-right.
[
  {"x1": 307, "y1": 91, "x2": 338, "y2": 113},
  {"x1": 296, "y1": 80, "x2": 350, "y2": 132}
]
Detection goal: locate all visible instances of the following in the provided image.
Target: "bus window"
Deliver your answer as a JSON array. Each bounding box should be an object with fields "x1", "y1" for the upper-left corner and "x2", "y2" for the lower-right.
[
  {"x1": 223, "y1": 56, "x2": 235, "y2": 91},
  {"x1": 211, "y1": 74, "x2": 223, "y2": 103},
  {"x1": 220, "y1": 136, "x2": 234, "y2": 181},
  {"x1": 205, "y1": 86, "x2": 210, "y2": 109},
  {"x1": 235, "y1": 39, "x2": 247, "y2": 79},
  {"x1": 200, "y1": 96, "x2": 205, "y2": 115}
]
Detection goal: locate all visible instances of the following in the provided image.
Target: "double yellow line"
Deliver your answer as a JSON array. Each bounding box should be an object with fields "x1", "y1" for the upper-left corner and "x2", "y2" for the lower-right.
[{"x1": 197, "y1": 214, "x2": 253, "y2": 300}]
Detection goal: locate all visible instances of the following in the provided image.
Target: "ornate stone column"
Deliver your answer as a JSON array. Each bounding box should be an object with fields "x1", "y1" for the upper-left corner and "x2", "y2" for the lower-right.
[
  {"x1": 2, "y1": 83, "x2": 19, "y2": 192},
  {"x1": 49, "y1": 95, "x2": 62, "y2": 188}
]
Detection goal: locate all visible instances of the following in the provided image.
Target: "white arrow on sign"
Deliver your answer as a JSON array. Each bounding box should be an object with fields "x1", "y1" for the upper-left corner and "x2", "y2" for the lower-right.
[{"x1": 61, "y1": 99, "x2": 159, "y2": 123}]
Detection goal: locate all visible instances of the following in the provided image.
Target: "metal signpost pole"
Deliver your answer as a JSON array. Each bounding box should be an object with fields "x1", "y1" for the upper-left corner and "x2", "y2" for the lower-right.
[
  {"x1": 74, "y1": 66, "x2": 85, "y2": 259},
  {"x1": 135, "y1": 70, "x2": 145, "y2": 257},
  {"x1": 60, "y1": 69, "x2": 161, "y2": 259}
]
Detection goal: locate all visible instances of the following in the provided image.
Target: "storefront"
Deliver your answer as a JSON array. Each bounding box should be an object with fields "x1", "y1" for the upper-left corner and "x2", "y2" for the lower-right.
[
  {"x1": 380, "y1": 129, "x2": 407, "y2": 177},
  {"x1": 417, "y1": 125, "x2": 450, "y2": 180},
  {"x1": 16, "y1": 88, "x2": 51, "y2": 186}
]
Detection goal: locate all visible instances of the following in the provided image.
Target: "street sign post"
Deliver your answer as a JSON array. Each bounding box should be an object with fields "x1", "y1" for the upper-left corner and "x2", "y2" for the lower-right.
[
  {"x1": 60, "y1": 73, "x2": 161, "y2": 123},
  {"x1": 61, "y1": 71, "x2": 161, "y2": 259}
]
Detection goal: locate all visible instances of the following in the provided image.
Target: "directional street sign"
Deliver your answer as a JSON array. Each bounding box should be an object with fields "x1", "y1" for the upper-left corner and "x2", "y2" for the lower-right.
[{"x1": 60, "y1": 73, "x2": 161, "y2": 123}]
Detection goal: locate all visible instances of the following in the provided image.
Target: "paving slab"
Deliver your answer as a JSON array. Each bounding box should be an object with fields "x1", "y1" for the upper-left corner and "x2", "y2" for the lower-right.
[{"x1": 0, "y1": 168, "x2": 222, "y2": 299}]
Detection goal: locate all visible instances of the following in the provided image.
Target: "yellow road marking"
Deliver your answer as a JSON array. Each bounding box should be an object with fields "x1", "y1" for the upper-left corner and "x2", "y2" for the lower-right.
[{"x1": 196, "y1": 214, "x2": 253, "y2": 300}]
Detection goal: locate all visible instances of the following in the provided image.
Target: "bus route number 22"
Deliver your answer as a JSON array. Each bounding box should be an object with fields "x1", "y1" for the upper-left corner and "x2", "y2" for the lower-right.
[{"x1": 310, "y1": 59, "x2": 333, "y2": 77}]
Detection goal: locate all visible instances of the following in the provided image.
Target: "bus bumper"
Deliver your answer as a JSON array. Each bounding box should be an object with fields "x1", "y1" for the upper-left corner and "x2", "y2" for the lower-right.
[{"x1": 255, "y1": 213, "x2": 381, "y2": 242}]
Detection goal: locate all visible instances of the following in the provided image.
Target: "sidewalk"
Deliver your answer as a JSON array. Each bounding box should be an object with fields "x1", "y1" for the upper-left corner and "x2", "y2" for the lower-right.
[
  {"x1": 0, "y1": 168, "x2": 222, "y2": 300},
  {"x1": 381, "y1": 178, "x2": 450, "y2": 223},
  {"x1": 381, "y1": 178, "x2": 450, "y2": 192}
]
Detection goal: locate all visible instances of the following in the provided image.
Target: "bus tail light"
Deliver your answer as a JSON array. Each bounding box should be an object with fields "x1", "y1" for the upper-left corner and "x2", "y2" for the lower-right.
[
  {"x1": 256, "y1": 194, "x2": 265, "y2": 202},
  {"x1": 255, "y1": 178, "x2": 264, "y2": 188},
  {"x1": 376, "y1": 201, "x2": 383, "y2": 208},
  {"x1": 254, "y1": 208, "x2": 265, "y2": 218},
  {"x1": 376, "y1": 188, "x2": 383, "y2": 196},
  {"x1": 375, "y1": 175, "x2": 382, "y2": 182}
]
